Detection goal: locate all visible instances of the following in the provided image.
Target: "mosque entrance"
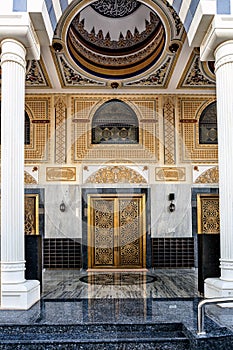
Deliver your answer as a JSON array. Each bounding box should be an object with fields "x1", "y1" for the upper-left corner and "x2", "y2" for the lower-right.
[{"x1": 87, "y1": 194, "x2": 146, "y2": 269}]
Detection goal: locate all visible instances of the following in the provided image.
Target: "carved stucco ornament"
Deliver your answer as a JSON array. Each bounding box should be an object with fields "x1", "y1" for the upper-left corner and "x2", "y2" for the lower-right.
[
  {"x1": 85, "y1": 166, "x2": 147, "y2": 184},
  {"x1": 195, "y1": 166, "x2": 219, "y2": 184}
]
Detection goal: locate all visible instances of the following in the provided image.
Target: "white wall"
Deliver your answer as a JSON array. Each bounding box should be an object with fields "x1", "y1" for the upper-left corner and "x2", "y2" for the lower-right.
[{"x1": 150, "y1": 184, "x2": 192, "y2": 237}]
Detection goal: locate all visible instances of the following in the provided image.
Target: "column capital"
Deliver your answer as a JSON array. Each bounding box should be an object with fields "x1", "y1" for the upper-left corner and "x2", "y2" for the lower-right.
[
  {"x1": 214, "y1": 40, "x2": 233, "y2": 72},
  {"x1": 0, "y1": 12, "x2": 40, "y2": 60},
  {"x1": 200, "y1": 15, "x2": 233, "y2": 62},
  {"x1": 1, "y1": 39, "x2": 26, "y2": 70}
]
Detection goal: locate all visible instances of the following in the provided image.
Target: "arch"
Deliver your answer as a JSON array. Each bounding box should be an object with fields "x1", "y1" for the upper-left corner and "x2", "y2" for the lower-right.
[
  {"x1": 199, "y1": 101, "x2": 218, "y2": 145},
  {"x1": 92, "y1": 99, "x2": 139, "y2": 144}
]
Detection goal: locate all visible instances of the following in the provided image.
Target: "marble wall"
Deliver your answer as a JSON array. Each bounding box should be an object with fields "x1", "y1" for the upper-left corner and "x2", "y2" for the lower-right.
[
  {"x1": 44, "y1": 184, "x2": 192, "y2": 239},
  {"x1": 151, "y1": 184, "x2": 192, "y2": 237},
  {"x1": 45, "y1": 185, "x2": 82, "y2": 239}
]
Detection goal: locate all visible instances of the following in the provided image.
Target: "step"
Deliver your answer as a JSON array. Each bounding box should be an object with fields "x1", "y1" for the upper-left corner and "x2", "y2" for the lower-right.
[{"x1": 0, "y1": 323, "x2": 190, "y2": 349}]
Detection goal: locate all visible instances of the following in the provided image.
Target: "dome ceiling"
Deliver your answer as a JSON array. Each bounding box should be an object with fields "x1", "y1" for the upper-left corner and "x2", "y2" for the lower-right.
[
  {"x1": 66, "y1": 0, "x2": 166, "y2": 79},
  {"x1": 43, "y1": 0, "x2": 216, "y2": 90},
  {"x1": 0, "y1": 1, "x2": 217, "y2": 91}
]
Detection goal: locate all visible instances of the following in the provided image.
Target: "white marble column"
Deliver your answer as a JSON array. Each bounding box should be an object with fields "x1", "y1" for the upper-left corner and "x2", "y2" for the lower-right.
[
  {"x1": 0, "y1": 39, "x2": 40, "y2": 309},
  {"x1": 205, "y1": 40, "x2": 233, "y2": 297}
]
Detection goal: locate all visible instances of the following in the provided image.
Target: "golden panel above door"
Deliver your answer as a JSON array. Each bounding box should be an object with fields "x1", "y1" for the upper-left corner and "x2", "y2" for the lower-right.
[{"x1": 88, "y1": 194, "x2": 146, "y2": 269}]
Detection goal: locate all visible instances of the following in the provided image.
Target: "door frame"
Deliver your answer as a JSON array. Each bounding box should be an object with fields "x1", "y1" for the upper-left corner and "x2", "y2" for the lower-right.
[
  {"x1": 81, "y1": 188, "x2": 151, "y2": 270},
  {"x1": 87, "y1": 193, "x2": 146, "y2": 269}
]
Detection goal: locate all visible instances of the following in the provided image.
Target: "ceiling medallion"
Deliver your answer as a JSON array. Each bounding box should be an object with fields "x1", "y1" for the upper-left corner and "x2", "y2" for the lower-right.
[
  {"x1": 91, "y1": 0, "x2": 140, "y2": 18},
  {"x1": 66, "y1": 4, "x2": 166, "y2": 80}
]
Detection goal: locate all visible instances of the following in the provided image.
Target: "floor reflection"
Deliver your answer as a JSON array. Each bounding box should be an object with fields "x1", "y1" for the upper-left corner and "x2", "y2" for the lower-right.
[
  {"x1": 0, "y1": 269, "x2": 233, "y2": 346},
  {"x1": 42, "y1": 269, "x2": 198, "y2": 299}
]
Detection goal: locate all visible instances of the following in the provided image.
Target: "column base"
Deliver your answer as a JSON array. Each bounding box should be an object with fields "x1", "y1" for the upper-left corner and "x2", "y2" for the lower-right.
[
  {"x1": 205, "y1": 278, "x2": 233, "y2": 306},
  {"x1": 1, "y1": 280, "x2": 40, "y2": 310}
]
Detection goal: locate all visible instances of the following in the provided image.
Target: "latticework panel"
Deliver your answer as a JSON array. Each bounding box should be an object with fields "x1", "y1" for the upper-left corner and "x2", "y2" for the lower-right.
[
  {"x1": 25, "y1": 96, "x2": 51, "y2": 162},
  {"x1": 119, "y1": 198, "x2": 141, "y2": 266},
  {"x1": 94, "y1": 199, "x2": 114, "y2": 266},
  {"x1": 197, "y1": 194, "x2": 219, "y2": 234},
  {"x1": 163, "y1": 97, "x2": 176, "y2": 164},
  {"x1": 71, "y1": 95, "x2": 158, "y2": 162},
  {"x1": 133, "y1": 100, "x2": 156, "y2": 119},
  {"x1": 55, "y1": 97, "x2": 67, "y2": 163},
  {"x1": 72, "y1": 99, "x2": 97, "y2": 119},
  {"x1": 179, "y1": 96, "x2": 218, "y2": 163}
]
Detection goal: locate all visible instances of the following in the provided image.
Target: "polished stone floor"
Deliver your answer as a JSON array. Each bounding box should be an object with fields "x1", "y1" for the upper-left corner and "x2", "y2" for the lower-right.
[
  {"x1": 42, "y1": 269, "x2": 199, "y2": 299},
  {"x1": 0, "y1": 268, "x2": 233, "y2": 346}
]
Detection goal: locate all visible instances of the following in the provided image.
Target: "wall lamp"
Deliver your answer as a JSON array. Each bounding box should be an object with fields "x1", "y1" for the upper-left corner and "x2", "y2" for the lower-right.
[
  {"x1": 168, "y1": 193, "x2": 175, "y2": 212},
  {"x1": 60, "y1": 200, "x2": 66, "y2": 212}
]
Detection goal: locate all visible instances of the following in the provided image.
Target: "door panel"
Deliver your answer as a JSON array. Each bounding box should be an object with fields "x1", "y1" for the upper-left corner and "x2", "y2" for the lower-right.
[
  {"x1": 93, "y1": 198, "x2": 115, "y2": 266},
  {"x1": 88, "y1": 194, "x2": 146, "y2": 269},
  {"x1": 118, "y1": 198, "x2": 141, "y2": 266}
]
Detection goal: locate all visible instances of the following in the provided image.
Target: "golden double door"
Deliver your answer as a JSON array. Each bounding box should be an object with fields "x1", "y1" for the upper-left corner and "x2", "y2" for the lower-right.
[{"x1": 88, "y1": 194, "x2": 146, "y2": 269}]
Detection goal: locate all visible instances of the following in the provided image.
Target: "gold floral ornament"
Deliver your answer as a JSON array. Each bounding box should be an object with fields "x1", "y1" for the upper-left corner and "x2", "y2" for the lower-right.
[
  {"x1": 85, "y1": 166, "x2": 147, "y2": 184},
  {"x1": 195, "y1": 166, "x2": 219, "y2": 184},
  {"x1": 24, "y1": 171, "x2": 37, "y2": 184}
]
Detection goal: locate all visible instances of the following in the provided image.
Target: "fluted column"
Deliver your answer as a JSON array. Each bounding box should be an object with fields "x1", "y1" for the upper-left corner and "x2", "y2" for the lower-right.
[
  {"x1": 215, "y1": 41, "x2": 233, "y2": 281},
  {"x1": 205, "y1": 40, "x2": 233, "y2": 297},
  {"x1": 0, "y1": 39, "x2": 40, "y2": 309}
]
